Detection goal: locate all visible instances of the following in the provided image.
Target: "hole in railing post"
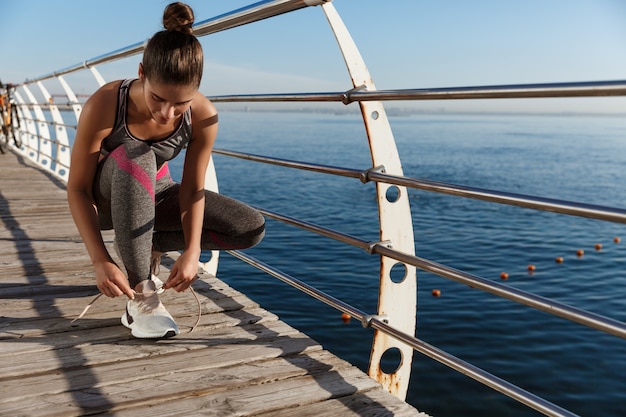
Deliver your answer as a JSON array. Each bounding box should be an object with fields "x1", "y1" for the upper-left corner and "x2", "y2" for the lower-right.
[
  {"x1": 385, "y1": 185, "x2": 401, "y2": 203},
  {"x1": 389, "y1": 262, "x2": 407, "y2": 283},
  {"x1": 371, "y1": 110, "x2": 379, "y2": 120},
  {"x1": 379, "y1": 347, "x2": 403, "y2": 374}
]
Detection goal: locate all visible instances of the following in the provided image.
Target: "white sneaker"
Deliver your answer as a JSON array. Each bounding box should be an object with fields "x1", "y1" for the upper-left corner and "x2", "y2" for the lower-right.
[{"x1": 121, "y1": 279, "x2": 179, "y2": 338}]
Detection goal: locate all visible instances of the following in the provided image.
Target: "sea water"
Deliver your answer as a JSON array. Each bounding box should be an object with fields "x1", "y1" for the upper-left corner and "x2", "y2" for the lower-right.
[{"x1": 167, "y1": 110, "x2": 626, "y2": 416}]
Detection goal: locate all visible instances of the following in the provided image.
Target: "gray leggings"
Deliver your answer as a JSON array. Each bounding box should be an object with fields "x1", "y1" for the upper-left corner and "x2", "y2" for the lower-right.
[{"x1": 94, "y1": 141, "x2": 265, "y2": 286}]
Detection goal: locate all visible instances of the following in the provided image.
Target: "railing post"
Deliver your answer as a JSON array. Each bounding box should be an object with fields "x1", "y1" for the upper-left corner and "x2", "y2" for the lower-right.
[
  {"x1": 201, "y1": 158, "x2": 221, "y2": 276},
  {"x1": 36, "y1": 81, "x2": 71, "y2": 181},
  {"x1": 57, "y1": 75, "x2": 83, "y2": 123},
  {"x1": 22, "y1": 85, "x2": 53, "y2": 172},
  {"x1": 322, "y1": 2, "x2": 417, "y2": 400},
  {"x1": 89, "y1": 66, "x2": 107, "y2": 87}
]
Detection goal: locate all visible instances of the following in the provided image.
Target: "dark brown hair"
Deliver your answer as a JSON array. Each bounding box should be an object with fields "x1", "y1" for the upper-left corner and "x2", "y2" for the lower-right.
[{"x1": 142, "y1": 2, "x2": 203, "y2": 88}]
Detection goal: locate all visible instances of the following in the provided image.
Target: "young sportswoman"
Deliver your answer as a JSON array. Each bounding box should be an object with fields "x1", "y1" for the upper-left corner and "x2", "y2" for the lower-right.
[{"x1": 67, "y1": 2, "x2": 265, "y2": 338}]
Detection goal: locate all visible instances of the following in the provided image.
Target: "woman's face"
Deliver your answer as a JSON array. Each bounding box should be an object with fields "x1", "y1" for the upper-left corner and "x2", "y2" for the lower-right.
[{"x1": 141, "y1": 76, "x2": 197, "y2": 125}]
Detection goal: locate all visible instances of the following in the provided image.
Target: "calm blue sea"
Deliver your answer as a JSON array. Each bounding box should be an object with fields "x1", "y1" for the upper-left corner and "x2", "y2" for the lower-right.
[{"x1": 168, "y1": 110, "x2": 626, "y2": 417}]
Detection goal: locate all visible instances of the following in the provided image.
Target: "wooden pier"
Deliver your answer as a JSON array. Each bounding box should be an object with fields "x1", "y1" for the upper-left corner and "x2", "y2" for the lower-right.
[{"x1": 0, "y1": 151, "x2": 427, "y2": 416}]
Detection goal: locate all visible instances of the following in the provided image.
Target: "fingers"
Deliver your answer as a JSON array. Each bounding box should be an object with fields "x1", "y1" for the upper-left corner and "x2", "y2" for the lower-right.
[
  {"x1": 112, "y1": 275, "x2": 135, "y2": 299},
  {"x1": 95, "y1": 261, "x2": 134, "y2": 299},
  {"x1": 96, "y1": 274, "x2": 134, "y2": 299},
  {"x1": 98, "y1": 283, "x2": 123, "y2": 298},
  {"x1": 163, "y1": 278, "x2": 186, "y2": 292},
  {"x1": 121, "y1": 283, "x2": 135, "y2": 300},
  {"x1": 164, "y1": 272, "x2": 197, "y2": 292},
  {"x1": 163, "y1": 262, "x2": 193, "y2": 292},
  {"x1": 99, "y1": 284, "x2": 130, "y2": 299}
]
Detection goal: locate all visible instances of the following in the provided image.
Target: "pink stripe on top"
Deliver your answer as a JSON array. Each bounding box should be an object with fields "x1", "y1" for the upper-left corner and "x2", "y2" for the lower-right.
[{"x1": 156, "y1": 162, "x2": 170, "y2": 181}]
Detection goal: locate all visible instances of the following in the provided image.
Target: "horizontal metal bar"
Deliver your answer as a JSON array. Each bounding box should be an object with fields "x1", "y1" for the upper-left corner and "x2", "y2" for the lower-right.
[
  {"x1": 348, "y1": 80, "x2": 626, "y2": 102},
  {"x1": 18, "y1": 0, "x2": 327, "y2": 86},
  {"x1": 19, "y1": 116, "x2": 76, "y2": 129},
  {"x1": 227, "y1": 249, "x2": 366, "y2": 320},
  {"x1": 257, "y1": 206, "x2": 626, "y2": 340},
  {"x1": 372, "y1": 244, "x2": 626, "y2": 339},
  {"x1": 228, "y1": 249, "x2": 578, "y2": 417},
  {"x1": 15, "y1": 133, "x2": 70, "y2": 149},
  {"x1": 210, "y1": 92, "x2": 345, "y2": 103},
  {"x1": 258, "y1": 207, "x2": 370, "y2": 251},
  {"x1": 367, "y1": 170, "x2": 626, "y2": 224},
  {"x1": 366, "y1": 317, "x2": 578, "y2": 417},
  {"x1": 23, "y1": 42, "x2": 145, "y2": 85},
  {"x1": 213, "y1": 148, "x2": 626, "y2": 224},
  {"x1": 212, "y1": 148, "x2": 363, "y2": 179},
  {"x1": 193, "y1": 0, "x2": 329, "y2": 37},
  {"x1": 209, "y1": 80, "x2": 626, "y2": 103},
  {"x1": 21, "y1": 103, "x2": 82, "y2": 112}
]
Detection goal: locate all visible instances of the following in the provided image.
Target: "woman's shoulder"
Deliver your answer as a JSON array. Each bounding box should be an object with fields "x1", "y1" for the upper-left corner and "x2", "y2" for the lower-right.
[
  {"x1": 190, "y1": 91, "x2": 217, "y2": 122},
  {"x1": 84, "y1": 80, "x2": 124, "y2": 108},
  {"x1": 78, "y1": 80, "x2": 124, "y2": 129}
]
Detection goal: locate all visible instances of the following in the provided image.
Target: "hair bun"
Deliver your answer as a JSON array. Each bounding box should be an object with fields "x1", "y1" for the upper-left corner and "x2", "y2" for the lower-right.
[{"x1": 163, "y1": 2, "x2": 194, "y2": 35}]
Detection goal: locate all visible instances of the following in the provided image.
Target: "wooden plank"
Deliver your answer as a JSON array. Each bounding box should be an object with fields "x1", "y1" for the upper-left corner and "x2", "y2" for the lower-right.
[
  {"x1": 253, "y1": 389, "x2": 430, "y2": 417},
  {"x1": 0, "y1": 283, "x2": 268, "y2": 339},
  {"x1": 0, "y1": 152, "x2": 427, "y2": 417},
  {"x1": 0, "y1": 306, "x2": 279, "y2": 356},
  {"x1": 0, "y1": 329, "x2": 325, "y2": 403},
  {"x1": 0, "y1": 319, "x2": 312, "y2": 379},
  {"x1": 2, "y1": 355, "x2": 379, "y2": 417},
  {"x1": 0, "y1": 284, "x2": 262, "y2": 326}
]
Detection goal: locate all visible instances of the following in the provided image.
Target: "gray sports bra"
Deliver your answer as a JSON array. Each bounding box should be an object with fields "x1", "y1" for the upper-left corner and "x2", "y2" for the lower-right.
[{"x1": 99, "y1": 79, "x2": 192, "y2": 167}]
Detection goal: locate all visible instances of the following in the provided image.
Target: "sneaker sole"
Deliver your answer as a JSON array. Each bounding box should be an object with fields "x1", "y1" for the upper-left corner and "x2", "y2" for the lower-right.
[{"x1": 121, "y1": 312, "x2": 179, "y2": 339}]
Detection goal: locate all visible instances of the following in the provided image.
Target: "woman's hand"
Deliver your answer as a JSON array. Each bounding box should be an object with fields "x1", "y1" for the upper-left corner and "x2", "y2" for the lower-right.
[
  {"x1": 164, "y1": 250, "x2": 199, "y2": 292},
  {"x1": 94, "y1": 260, "x2": 134, "y2": 299}
]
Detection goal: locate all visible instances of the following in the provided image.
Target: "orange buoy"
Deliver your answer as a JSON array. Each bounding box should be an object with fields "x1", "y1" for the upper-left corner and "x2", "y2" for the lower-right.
[
  {"x1": 527, "y1": 264, "x2": 536, "y2": 272},
  {"x1": 555, "y1": 257, "x2": 564, "y2": 264},
  {"x1": 614, "y1": 237, "x2": 621, "y2": 244},
  {"x1": 341, "y1": 313, "x2": 351, "y2": 323},
  {"x1": 431, "y1": 289, "x2": 441, "y2": 297},
  {"x1": 500, "y1": 272, "x2": 509, "y2": 280},
  {"x1": 576, "y1": 249, "x2": 584, "y2": 257},
  {"x1": 595, "y1": 243, "x2": 602, "y2": 251}
]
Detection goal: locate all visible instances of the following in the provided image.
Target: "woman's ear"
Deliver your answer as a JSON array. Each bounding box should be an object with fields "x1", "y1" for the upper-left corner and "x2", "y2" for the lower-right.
[{"x1": 138, "y1": 63, "x2": 145, "y2": 81}]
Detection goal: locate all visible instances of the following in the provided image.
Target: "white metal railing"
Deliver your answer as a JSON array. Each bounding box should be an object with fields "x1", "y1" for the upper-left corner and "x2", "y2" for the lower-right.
[{"x1": 4, "y1": 1, "x2": 626, "y2": 416}]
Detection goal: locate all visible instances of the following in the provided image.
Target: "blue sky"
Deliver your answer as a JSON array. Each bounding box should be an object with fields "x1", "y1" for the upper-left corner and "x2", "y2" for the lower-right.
[{"x1": 1, "y1": 0, "x2": 625, "y2": 113}]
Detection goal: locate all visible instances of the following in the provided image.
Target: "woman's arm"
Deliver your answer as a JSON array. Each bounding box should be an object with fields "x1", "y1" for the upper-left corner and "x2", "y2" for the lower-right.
[
  {"x1": 164, "y1": 93, "x2": 218, "y2": 292},
  {"x1": 67, "y1": 81, "x2": 134, "y2": 299}
]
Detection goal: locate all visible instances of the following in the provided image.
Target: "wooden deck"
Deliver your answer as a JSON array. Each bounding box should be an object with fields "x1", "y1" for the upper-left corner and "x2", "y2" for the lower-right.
[{"x1": 0, "y1": 152, "x2": 427, "y2": 416}]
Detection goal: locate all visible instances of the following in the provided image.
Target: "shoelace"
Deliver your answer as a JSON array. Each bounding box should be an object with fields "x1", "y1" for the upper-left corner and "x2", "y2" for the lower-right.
[
  {"x1": 133, "y1": 289, "x2": 165, "y2": 313},
  {"x1": 71, "y1": 284, "x2": 202, "y2": 333}
]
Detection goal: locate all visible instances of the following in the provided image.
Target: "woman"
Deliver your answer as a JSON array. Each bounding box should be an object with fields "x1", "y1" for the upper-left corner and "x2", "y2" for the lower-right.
[{"x1": 67, "y1": 2, "x2": 265, "y2": 339}]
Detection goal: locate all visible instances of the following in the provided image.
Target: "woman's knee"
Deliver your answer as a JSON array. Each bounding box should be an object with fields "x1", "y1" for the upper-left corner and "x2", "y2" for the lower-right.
[
  {"x1": 243, "y1": 210, "x2": 265, "y2": 248},
  {"x1": 221, "y1": 207, "x2": 265, "y2": 249}
]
